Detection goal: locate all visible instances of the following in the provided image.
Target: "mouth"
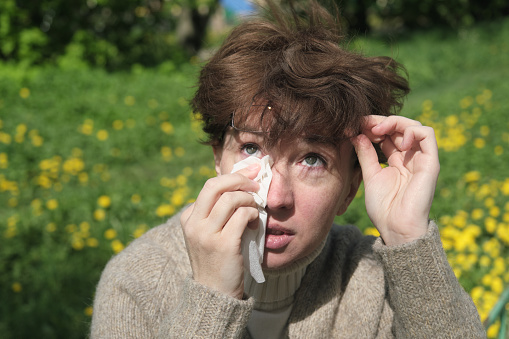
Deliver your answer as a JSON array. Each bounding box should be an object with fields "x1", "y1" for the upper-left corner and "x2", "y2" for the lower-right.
[{"x1": 265, "y1": 225, "x2": 294, "y2": 250}]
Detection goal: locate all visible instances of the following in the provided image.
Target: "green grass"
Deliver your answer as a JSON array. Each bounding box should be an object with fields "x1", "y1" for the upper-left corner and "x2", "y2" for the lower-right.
[{"x1": 1, "y1": 18, "x2": 509, "y2": 338}]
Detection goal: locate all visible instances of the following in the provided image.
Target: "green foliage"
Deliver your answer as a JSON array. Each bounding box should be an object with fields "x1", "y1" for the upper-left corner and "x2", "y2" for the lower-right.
[
  {"x1": 0, "y1": 0, "x2": 218, "y2": 70},
  {"x1": 1, "y1": 17, "x2": 509, "y2": 338}
]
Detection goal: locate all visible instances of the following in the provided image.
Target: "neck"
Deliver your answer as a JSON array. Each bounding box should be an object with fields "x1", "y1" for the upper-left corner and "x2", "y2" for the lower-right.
[{"x1": 244, "y1": 240, "x2": 326, "y2": 311}]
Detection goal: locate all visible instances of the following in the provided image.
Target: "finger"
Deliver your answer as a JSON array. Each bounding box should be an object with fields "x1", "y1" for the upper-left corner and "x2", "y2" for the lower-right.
[
  {"x1": 192, "y1": 166, "x2": 260, "y2": 220},
  {"x1": 222, "y1": 206, "x2": 259, "y2": 243},
  {"x1": 207, "y1": 191, "x2": 258, "y2": 232},
  {"x1": 370, "y1": 115, "x2": 422, "y2": 137},
  {"x1": 351, "y1": 134, "x2": 382, "y2": 182},
  {"x1": 379, "y1": 136, "x2": 400, "y2": 161},
  {"x1": 180, "y1": 203, "x2": 195, "y2": 225},
  {"x1": 401, "y1": 126, "x2": 439, "y2": 156}
]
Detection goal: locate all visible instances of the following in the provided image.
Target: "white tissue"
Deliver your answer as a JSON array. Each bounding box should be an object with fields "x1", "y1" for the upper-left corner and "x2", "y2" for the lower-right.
[{"x1": 231, "y1": 155, "x2": 273, "y2": 283}]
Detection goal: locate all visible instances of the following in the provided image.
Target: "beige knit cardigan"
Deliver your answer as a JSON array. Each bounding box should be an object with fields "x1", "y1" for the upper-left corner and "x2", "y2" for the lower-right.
[{"x1": 91, "y1": 210, "x2": 486, "y2": 338}]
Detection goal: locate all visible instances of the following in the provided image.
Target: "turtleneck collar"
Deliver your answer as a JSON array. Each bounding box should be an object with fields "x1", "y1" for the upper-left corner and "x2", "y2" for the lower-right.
[{"x1": 244, "y1": 239, "x2": 327, "y2": 311}]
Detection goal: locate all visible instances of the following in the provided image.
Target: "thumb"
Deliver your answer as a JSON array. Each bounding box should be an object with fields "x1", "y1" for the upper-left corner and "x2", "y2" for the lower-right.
[
  {"x1": 232, "y1": 162, "x2": 261, "y2": 180},
  {"x1": 351, "y1": 134, "x2": 381, "y2": 182}
]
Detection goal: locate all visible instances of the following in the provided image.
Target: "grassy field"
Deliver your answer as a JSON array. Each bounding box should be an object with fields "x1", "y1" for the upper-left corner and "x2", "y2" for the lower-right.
[{"x1": 1, "y1": 18, "x2": 509, "y2": 338}]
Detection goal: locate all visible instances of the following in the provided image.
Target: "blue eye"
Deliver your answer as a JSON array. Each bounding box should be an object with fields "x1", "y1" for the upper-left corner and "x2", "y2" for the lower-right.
[
  {"x1": 301, "y1": 154, "x2": 325, "y2": 168},
  {"x1": 241, "y1": 144, "x2": 261, "y2": 157}
]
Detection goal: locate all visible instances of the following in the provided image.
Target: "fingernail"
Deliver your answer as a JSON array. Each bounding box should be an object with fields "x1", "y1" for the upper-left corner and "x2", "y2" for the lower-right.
[{"x1": 247, "y1": 163, "x2": 259, "y2": 171}]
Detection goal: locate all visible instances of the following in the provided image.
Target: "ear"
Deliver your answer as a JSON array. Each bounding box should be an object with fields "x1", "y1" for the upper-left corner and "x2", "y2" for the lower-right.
[
  {"x1": 213, "y1": 146, "x2": 223, "y2": 175},
  {"x1": 336, "y1": 166, "x2": 362, "y2": 216}
]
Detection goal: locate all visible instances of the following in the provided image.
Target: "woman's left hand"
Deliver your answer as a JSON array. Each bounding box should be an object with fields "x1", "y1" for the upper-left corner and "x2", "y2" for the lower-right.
[{"x1": 351, "y1": 115, "x2": 440, "y2": 246}]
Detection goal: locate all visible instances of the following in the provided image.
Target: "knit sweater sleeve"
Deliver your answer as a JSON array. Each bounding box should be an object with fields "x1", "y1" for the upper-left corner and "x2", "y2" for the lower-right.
[
  {"x1": 373, "y1": 221, "x2": 486, "y2": 338},
  {"x1": 90, "y1": 214, "x2": 254, "y2": 339},
  {"x1": 157, "y1": 277, "x2": 254, "y2": 338}
]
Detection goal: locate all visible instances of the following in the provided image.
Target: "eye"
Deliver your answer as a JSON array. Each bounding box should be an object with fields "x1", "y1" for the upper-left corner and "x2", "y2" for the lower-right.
[
  {"x1": 301, "y1": 154, "x2": 326, "y2": 168},
  {"x1": 241, "y1": 143, "x2": 262, "y2": 157}
]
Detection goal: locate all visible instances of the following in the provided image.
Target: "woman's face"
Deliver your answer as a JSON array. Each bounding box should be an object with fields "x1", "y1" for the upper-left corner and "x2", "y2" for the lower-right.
[{"x1": 214, "y1": 128, "x2": 361, "y2": 269}]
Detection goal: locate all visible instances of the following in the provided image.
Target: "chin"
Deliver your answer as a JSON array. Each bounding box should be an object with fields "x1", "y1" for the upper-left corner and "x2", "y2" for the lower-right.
[{"x1": 262, "y1": 251, "x2": 295, "y2": 270}]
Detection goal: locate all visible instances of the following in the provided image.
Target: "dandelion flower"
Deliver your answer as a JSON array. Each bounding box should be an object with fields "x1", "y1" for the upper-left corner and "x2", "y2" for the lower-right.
[
  {"x1": 104, "y1": 228, "x2": 117, "y2": 240},
  {"x1": 94, "y1": 209, "x2": 106, "y2": 221},
  {"x1": 84, "y1": 307, "x2": 93, "y2": 317},
  {"x1": 46, "y1": 223, "x2": 57, "y2": 232},
  {"x1": 46, "y1": 199, "x2": 58, "y2": 210},
  {"x1": 112, "y1": 120, "x2": 124, "y2": 130},
  {"x1": 97, "y1": 130, "x2": 109, "y2": 141},
  {"x1": 161, "y1": 121, "x2": 174, "y2": 134},
  {"x1": 474, "y1": 138, "x2": 485, "y2": 148},
  {"x1": 175, "y1": 147, "x2": 185, "y2": 157},
  {"x1": 97, "y1": 195, "x2": 111, "y2": 208},
  {"x1": 111, "y1": 239, "x2": 125, "y2": 253},
  {"x1": 19, "y1": 87, "x2": 30, "y2": 99},
  {"x1": 87, "y1": 238, "x2": 99, "y2": 247},
  {"x1": 124, "y1": 96, "x2": 135, "y2": 106},
  {"x1": 131, "y1": 194, "x2": 141, "y2": 204},
  {"x1": 12, "y1": 282, "x2": 22, "y2": 292}
]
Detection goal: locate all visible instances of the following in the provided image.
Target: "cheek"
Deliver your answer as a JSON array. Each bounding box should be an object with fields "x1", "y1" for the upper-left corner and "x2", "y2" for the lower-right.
[{"x1": 296, "y1": 184, "x2": 345, "y2": 229}]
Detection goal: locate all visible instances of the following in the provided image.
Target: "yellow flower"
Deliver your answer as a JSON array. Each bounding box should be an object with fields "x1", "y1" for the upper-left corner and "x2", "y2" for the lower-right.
[
  {"x1": 494, "y1": 145, "x2": 503, "y2": 156},
  {"x1": 46, "y1": 199, "x2": 58, "y2": 210},
  {"x1": 159, "y1": 111, "x2": 169, "y2": 120},
  {"x1": 474, "y1": 138, "x2": 485, "y2": 148},
  {"x1": 485, "y1": 217, "x2": 497, "y2": 233},
  {"x1": 487, "y1": 321, "x2": 500, "y2": 338},
  {"x1": 124, "y1": 96, "x2": 135, "y2": 106},
  {"x1": 84, "y1": 306, "x2": 93, "y2": 317},
  {"x1": 72, "y1": 237, "x2": 85, "y2": 250},
  {"x1": 0, "y1": 153, "x2": 8, "y2": 169},
  {"x1": 471, "y1": 208, "x2": 484, "y2": 220},
  {"x1": 97, "y1": 195, "x2": 111, "y2": 208},
  {"x1": 111, "y1": 239, "x2": 125, "y2": 254},
  {"x1": 459, "y1": 96, "x2": 473, "y2": 109},
  {"x1": 126, "y1": 119, "x2": 136, "y2": 128},
  {"x1": 12, "y1": 282, "x2": 22, "y2": 292},
  {"x1": 176, "y1": 174, "x2": 187, "y2": 186},
  {"x1": 46, "y1": 223, "x2": 57, "y2": 232},
  {"x1": 104, "y1": 228, "x2": 117, "y2": 240},
  {"x1": 94, "y1": 209, "x2": 106, "y2": 221},
  {"x1": 489, "y1": 206, "x2": 500, "y2": 217},
  {"x1": 156, "y1": 204, "x2": 175, "y2": 217},
  {"x1": 480, "y1": 125, "x2": 490, "y2": 137},
  {"x1": 175, "y1": 147, "x2": 185, "y2": 157},
  {"x1": 133, "y1": 224, "x2": 148, "y2": 238},
  {"x1": 364, "y1": 227, "x2": 380, "y2": 237},
  {"x1": 112, "y1": 120, "x2": 124, "y2": 130},
  {"x1": 464, "y1": 171, "x2": 481, "y2": 183},
  {"x1": 0, "y1": 131, "x2": 12, "y2": 144},
  {"x1": 8, "y1": 197, "x2": 18, "y2": 207},
  {"x1": 131, "y1": 194, "x2": 141, "y2": 204},
  {"x1": 97, "y1": 129, "x2": 109, "y2": 141},
  {"x1": 19, "y1": 87, "x2": 30, "y2": 99},
  {"x1": 161, "y1": 146, "x2": 172, "y2": 161},
  {"x1": 79, "y1": 119, "x2": 94, "y2": 135},
  {"x1": 161, "y1": 121, "x2": 174, "y2": 134},
  {"x1": 183, "y1": 167, "x2": 193, "y2": 176},
  {"x1": 79, "y1": 172, "x2": 89, "y2": 184},
  {"x1": 86, "y1": 238, "x2": 99, "y2": 247},
  {"x1": 480, "y1": 255, "x2": 491, "y2": 267},
  {"x1": 31, "y1": 134, "x2": 43, "y2": 147}
]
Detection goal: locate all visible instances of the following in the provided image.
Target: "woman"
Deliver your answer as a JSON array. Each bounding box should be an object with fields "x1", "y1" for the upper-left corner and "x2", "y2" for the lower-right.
[{"x1": 91, "y1": 2, "x2": 485, "y2": 338}]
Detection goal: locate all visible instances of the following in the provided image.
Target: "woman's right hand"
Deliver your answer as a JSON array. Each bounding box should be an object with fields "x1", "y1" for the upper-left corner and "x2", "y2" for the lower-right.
[{"x1": 180, "y1": 164, "x2": 261, "y2": 299}]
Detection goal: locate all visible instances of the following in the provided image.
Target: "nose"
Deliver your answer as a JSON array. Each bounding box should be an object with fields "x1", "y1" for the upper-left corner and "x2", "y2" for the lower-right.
[{"x1": 266, "y1": 164, "x2": 294, "y2": 210}]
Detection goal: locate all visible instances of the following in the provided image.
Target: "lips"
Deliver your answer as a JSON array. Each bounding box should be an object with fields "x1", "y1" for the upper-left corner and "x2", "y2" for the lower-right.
[{"x1": 265, "y1": 225, "x2": 294, "y2": 250}]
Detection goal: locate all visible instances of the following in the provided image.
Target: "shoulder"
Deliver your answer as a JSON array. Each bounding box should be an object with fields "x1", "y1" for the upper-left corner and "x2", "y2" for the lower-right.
[
  {"x1": 326, "y1": 224, "x2": 384, "y2": 287},
  {"x1": 96, "y1": 209, "x2": 191, "y2": 299}
]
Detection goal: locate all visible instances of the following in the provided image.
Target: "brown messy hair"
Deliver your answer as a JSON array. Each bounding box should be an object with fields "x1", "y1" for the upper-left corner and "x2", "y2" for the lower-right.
[{"x1": 191, "y1": 0, "x2": 409, "y2": 149}]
